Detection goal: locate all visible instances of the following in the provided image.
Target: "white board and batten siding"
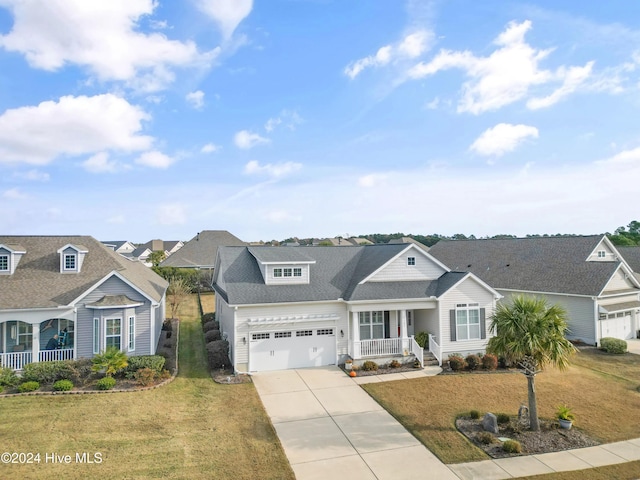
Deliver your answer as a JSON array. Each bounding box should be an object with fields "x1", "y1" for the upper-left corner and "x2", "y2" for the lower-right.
[
  {"x1": 232, "y1": 302, "x2": 347, "y2": 373},
  {"x1": 367, "y1": 250, "x2": 446, "y2": 282},
  {"x1": 76, "y1": 275, "x2": 153, "y2": 358},
  {"x1": 499, "y1": 290, "x2": 597, "y2": 345},
  {"x1": 439, "y1": 276, "x2": 496, "y2": 358}
]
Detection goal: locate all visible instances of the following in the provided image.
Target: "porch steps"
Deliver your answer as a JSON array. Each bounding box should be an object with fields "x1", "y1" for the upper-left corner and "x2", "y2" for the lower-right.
[{"x1": 423, "y1": 351, "x2": 439, "y2": 367}]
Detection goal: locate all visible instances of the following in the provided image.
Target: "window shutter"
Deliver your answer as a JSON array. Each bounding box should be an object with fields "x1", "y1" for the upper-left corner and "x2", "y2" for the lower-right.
[
  {"x1": 480, "y1": 308, "x2": 486, "y2": 339},
  {"x1": 450, "y1": 310, "x2": 456, "y2": 341}
]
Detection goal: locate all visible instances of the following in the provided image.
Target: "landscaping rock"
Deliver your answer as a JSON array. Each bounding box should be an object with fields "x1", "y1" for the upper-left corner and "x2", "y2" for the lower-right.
[{"x1": 482, "y1": 413, "x2": 499, "y2": 434}]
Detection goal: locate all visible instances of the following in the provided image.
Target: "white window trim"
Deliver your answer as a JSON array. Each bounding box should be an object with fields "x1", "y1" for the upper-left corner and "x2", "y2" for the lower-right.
[
  {"x1": 64, "y1": 253, "x2": 77, "y2": 271},
  {"x1": 0, "y1": 254, "x2": 9, "y2": 272},
  {"x1": 93, "y1": 318, "x2": 100, "y2": 354},
  {"x1": 293, "y1": 267, "x2": 302, "y2": 277},
  {"x1": 273, "y1": 268, "x2": 282, "y2": 278},
  {"x1": 105, "y1": 317, "x2": 122, "y2": 351},
  {"x1": 128, "y1": 315, "x2": 135, "y2": 352},
  {"x1": 358, "y1": 311, "x2": 385, "y2": 340},
  {"x1": 597, "y1": 250, "x2": 606, "y2": 258},
  {"x1": 455, "y1": 304, "x2": 481, "y2": 341},
  {"x1": 407, "y1": 256, "x2": 416, "y2": 266}
]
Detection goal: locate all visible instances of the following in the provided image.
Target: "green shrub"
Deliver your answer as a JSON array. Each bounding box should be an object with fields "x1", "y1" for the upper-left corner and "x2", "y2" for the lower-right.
[
  {"x1": 205, "y1": 329, "x2": 222, "y2": 343},
  {"x1": 448, "y1": 354, "x2": 466, "y2": 371},
  {"x1": 465, "y1": 354, "x2": 481, "y2": 370},
  {"x1": 203, "y1": 320, "x2": 219, "y2": 333},
  {"x1": 69, "y1": 359, "x2": 94, "y2": 385},
  {"x1": 96, "y1": 377, "x2": 116, "y2": 390},
  {"x1": 201, "y1": 312, "x2": 216, "y2": 326},
  {"x1": 496, "y1": 413, "x2": 511, "y2": 425},
  {"x1": 92, "y1": 347, "x2": 128, "y2": 377},
  {"x1": 482, "y1": 353, "x2": 498, "y2": 370},
  {"x1": 414, "y1": 331, "x2": 429, "y2": 348},
  {"x1": 470, "y1": 410, "x2": 481, "y2": 420},
  {"x1": 18, "y1": 381, "x2": 40, "y2": 393},
  {"x1": 134, "y1": 368, "x2": 157, "y2": 386},
  {"x1": 22, "y1": 361, "x2": 77, "y2": 384},
  {"x1": 476, "y1": 432, "x2": 495, "y2": 445},
  {"x1": 53, "y1": 379, "x2": 74, "y2": 391},
  {"x1": 0, "y1": 385, "x2": 3, "y2": 394},
  {"x1": 599, "y1": 337, "x2": 627, "y2": 354},
  {"x1": 0, "y1": 367, "x2": 19, "y2": 387},
  {"x1": 206, "y1": 340, "x2": 230, "y2": 370},
  {"x1": 362, "y1": 360, "x2": 378, "y2": 371},
  {"x1": 502, "y1": 439, "x2": 522, "y2": 454},
  {"x1": 124, "y1": 355, "x2": 165, "y2": 378},
  {"x1": 388, "y1": 359, "x2": 402, "y2": 369}
]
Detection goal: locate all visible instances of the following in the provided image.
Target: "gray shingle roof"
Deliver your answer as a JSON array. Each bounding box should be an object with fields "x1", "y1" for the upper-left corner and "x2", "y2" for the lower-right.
[
  {"x1": 618, "y1": 246, "x2": 640, "y2": 273},
  {"x1": 160, "y1": 230, "x2": 246, "y2": 268},
  {"x1": 428, "y1": 235, "x2": 620, "y2": 296},
  {"x1": 214, "y1": 244, "x2": 470, "y2": 305},
  {"x1": 0, "y1": 236, "x2": 168, "y2": 309}
]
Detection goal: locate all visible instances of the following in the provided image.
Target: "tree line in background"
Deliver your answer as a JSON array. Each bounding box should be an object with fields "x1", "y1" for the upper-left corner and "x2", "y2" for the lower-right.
[{"x1": 279, "y1": 220, "x2": 640, "y2": 247}]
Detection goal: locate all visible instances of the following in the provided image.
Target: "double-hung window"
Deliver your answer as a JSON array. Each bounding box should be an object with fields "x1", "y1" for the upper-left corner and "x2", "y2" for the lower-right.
[
  {"x1": 455, "y1": 304, "x2": 480, "y2": 340},
  {"x1": 128, "y1": 316, "x2": 135, "y2": 352},
  {"x1": 359, "y1": 311, "x2": 384, "y2": 340},
  {"x1": 0, "y1": 255, "x2": 8, "y2": 272},
  {"x1": 105, "y1": 318, "x2": 122, "y2": 350},
  {"x1": 17, "y1": 322, "x2": 33, "y2": 348},
  {"x1": 64, "y1": 254, "x2": 76, "y2": 270}
]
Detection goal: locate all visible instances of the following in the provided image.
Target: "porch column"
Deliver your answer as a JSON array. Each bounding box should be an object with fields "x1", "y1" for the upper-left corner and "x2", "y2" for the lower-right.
[
  {"x1": 352, "y1": 311, "x2": 360, "y2": 358},
  {"x1": 2, "y1": 322, "x2": 6, "y2": 354},
  {"x1": 400, "y1": 310, "x2": 408, "y2": 339},
  {"x1": 32, "y1": 325, "x2": 40, "y2": 363}
]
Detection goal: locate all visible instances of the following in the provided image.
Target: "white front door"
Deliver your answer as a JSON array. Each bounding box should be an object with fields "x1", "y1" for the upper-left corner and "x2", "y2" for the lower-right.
[{"x1": 249, "y1": 327, "x2": 336, "y2": 372}]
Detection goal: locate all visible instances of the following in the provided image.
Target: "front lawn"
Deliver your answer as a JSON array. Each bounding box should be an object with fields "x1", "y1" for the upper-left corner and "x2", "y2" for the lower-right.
[
  {"x1": 363, "y1": 350, "x2": 640, "y2": 465},
  {"x1": 0, "y1": 295, "x2": 293, "y2": 480}
]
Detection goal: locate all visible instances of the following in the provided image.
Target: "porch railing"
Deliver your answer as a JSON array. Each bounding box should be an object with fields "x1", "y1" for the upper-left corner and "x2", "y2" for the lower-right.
[
  {"x1": 0, "y1": 351, "x2": 33, "y2": 370},
  {"x1": 39, "y1": 349, "x2": 74, "y2": 363},
  {"x1": 410, "y1": 337, "x2": 423, "y2": 368},
  {"x1": 428, "y1": 334, "x2": 442, "y2": 366},
  {"x1": 354, "y1": 338, "x2": 403, "y2": 358}
]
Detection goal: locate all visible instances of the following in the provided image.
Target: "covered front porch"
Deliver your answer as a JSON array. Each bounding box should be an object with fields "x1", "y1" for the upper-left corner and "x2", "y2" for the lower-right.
[
  {"x1": 348, "y1": 305, "x2": 438, "y2": 368},
  {"x1": 0, "y1": 318, "x2": 75, "y2": 370}
]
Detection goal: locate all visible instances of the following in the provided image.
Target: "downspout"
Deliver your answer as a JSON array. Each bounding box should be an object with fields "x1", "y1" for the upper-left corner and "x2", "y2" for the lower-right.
[{"x1": 592, "y1": 297, "x2": 599, "y2": 347}]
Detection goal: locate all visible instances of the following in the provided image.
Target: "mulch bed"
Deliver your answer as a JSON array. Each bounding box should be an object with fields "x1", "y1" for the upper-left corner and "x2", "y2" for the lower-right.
[
  {"x1": 340, "y1": 362, "x2": 423, "y2": 377},
  {"x1": 456, "y1": 415, "x2": 600, "y2": 458}
]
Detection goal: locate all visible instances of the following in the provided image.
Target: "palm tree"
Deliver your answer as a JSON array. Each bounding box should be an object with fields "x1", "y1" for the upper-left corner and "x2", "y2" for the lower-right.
[{"x1": 487, "y1": 295, "x2": 577, "y2": 431}]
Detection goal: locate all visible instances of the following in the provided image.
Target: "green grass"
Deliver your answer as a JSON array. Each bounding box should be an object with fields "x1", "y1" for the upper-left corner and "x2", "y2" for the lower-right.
[
  {"x1": 0, "y1": 295, "x2": 293, "y2": 479},
  {"x1": 363, "y1": 351, "x2": 640, "y2": 464}
]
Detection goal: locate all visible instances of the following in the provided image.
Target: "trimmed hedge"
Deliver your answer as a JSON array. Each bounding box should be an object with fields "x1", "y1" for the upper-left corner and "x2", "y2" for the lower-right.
[
  {"x1": 205, "y1": 329, "x2": 222, "y2": 343},
  {"x1": 96, "y1": 377, "x2": 116, "y2": 390},
  {"x1": 206, "y1": 340, "x2": 230, "y2": 370},
  {"x1": 0, "y1": 367, "x2": 19, "y2": 387},
  {"x1": 482, "y1": 353, "x2": 498, "y2": 370},
  {"x1": 201, "y1": 312, "x2": 216, "y2": 326},
  {"x1": 600, "y1": 337, "x2": 627, "y2": 354},
  {"x1": 465, "y1": 354, "x2": 481, "y2": 371},
  {"x1": 362, "y1": 360, "x2": 378, "y2": 371},
  {"x1": 53, "y1": 379, "x2": 74, "y2": 391},
  {"x1": 22, "y1": 361, "x2": 77, "y2": 384},
  {"x1": 19, "y1": 381, "x2": 40, "y2": 393},
  {"x1": 448, "y1": 354, "x2": 466, "y2": 371},
  {"x1": 124, "y1": 355, "x2": 166, "y2": 378}
]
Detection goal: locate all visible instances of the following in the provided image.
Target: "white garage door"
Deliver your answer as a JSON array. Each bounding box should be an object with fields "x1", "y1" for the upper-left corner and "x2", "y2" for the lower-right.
[
  {"x1": 249, "y1": 327, "x2": 336, "y2": 372},
  {"x1": 600, "y1": 311, "x2": 633, "y2": 340}
]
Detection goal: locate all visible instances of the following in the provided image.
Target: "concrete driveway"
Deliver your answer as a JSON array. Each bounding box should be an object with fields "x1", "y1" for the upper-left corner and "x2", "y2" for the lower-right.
[
  {"x1": 627, "y1": 339, "x2": 640, "y2": 355},
  {"x1": 252, "y1": 366, "x2": 458, "y2": 480}
]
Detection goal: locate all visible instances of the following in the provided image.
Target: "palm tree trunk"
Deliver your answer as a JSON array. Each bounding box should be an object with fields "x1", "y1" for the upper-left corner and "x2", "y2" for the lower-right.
[{"x1": 527, "y1": 374, "x2": 540, "y2": 431}]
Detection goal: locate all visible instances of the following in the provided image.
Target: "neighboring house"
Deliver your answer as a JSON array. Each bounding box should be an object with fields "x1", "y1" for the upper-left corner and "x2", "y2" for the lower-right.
[
  {"x1": 388, "y1": 237, "x2": 430, "y2": 252},
  {"x1": 101, "y1": 240, "x2": 136, "y2": 255},
  {"x1": 160, "y1": 230, "x2": 246, "y2": 270},
  {"x1": 212, "y1": 243, "x2": 500, "y2": 372},
  {"x1": 130, "y1": 239, "x2": 185, "y2": 266},
  {"x1": 429, "y1": 235, "x2": 640, "y2": 345},
  {"x1": 0, "y1": 236, "x2": 169, "y2": 370}
]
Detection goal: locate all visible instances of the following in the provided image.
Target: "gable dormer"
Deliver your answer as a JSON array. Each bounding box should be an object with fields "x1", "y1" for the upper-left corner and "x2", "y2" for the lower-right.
[
  {"x1": 361, "y1": 244, "x2": 449, "y2": 283},
  {"x1": 248, "y1": 247, "x2": 315, "y2": 285},
  {"x1": 587, "y1": 236, "x2": 621, "y2": 263},
  {"x1": 0, "y1": 244, "x2": 26, "y2": 275},
  {"x1": 57, "y1": 244, "x2": 88, "y2": 273}
]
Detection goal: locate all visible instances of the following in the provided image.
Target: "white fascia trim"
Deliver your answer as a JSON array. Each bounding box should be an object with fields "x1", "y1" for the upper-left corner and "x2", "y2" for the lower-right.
[
  {"x1": 597, "y1": 263, "x2": 640, "y2": 297},
  {"x1": 90, "y1": 302, "x2": 144, "y2": 310},
  {"x1": 0, "y1": 306, "x2": 75, "y2": 314},
  {"x1": 225, "y1": 299, "x2": 344, "y2": 309},
  {"x1": 497, "y1": 288, "x2": 594, "y2": 298},
  {"x1": 442, "y1": 272, "x2": 503, "y2": 299},
  {"x1": 345, "y1": 297, "x2": 433, "y2": 306},
  {"x1": 57, "y1": 243, "x2": 88, "y2": 254},
  {"x1": 259, "y1": 261, "x2": 316, "y2": 265},
  {"x1": 69, "y1": 271, "x2": 161, "y2": 307},
  {"x1": 358, "y1": 244, "x2": 451, "y2": 285},
  {"x1": 0, "y1": 244, "x2": 26, "y2": 254}
]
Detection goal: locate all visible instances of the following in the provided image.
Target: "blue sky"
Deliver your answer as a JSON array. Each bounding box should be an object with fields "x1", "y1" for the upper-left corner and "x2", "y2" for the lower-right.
[{"x1": 1, "y1": 0, "x2": 639, "y2": 243}]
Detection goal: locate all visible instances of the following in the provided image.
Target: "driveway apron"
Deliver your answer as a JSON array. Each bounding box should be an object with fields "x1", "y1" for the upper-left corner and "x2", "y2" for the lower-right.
[{"x1": 252, "y1": 366, "x2": 458, "y2": 480}]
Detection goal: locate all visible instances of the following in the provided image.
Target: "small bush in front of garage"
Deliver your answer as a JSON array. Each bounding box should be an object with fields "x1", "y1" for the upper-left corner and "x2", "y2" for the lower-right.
[
  {"x1": 362, "y1": 360, "x2": 378, "y2": 371},
  {"x1": 599, "y1": 337, "x2": 627, "y2": 354},
  {"x1": 206, "y1": 340, "x2": 230, "y2": 370},
  {"x1": 205, "y1": 329, "x2": 222, "y2": 343}
]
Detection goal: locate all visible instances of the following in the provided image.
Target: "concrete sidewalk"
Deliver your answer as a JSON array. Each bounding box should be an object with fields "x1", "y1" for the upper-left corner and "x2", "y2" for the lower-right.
[{"x1": 254, "y1": 366, "x2": 640, "y2": 479}]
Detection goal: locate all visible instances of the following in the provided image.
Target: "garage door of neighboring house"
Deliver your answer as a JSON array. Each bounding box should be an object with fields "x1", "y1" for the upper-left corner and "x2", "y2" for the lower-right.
[
  {"x1": 249, "y1": 327, "x2": 336, "y2": 372},
  {"x1": 600, "y1": 311, "x2": 634, "y2": 340}
]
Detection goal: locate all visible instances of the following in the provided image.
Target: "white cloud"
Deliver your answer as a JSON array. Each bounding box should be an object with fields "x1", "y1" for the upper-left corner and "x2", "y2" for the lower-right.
[
  {"x1": 135, "y1": 150, "x2": 174, "y2": 169},
  {"x1": 358, "y1": 173, "x2": 388, "y2": 187},
  {"x1": 157, "y1": 203, "x2": 187, "y2": 225},
  {"x1": 265, "y1": 210, "x2": 301, "y2": 223},
  {"x1": 470, "y1": 123, "x2": 539, "y2": 157},
  {"x1": 596, "y1": 146, "x2": 640, "y2": 165},
  {"x1": 195, "y1": 0, "x2": 253, "y2": 41},
  {"x1": 0, "y1": 0, "x2": 216, "y2": 92},
  {"x1": 234, "y1": 130, "x2": 270, "y2": 149},
  {"x1": 0, "y1": 94, "x2": 153, "y2": 165},
  {"x1": 408, "y1": 20, "x2": 593, "y2": 114},
  {"x1": 14, "y1": 169, "x2": 49, "y2": 181},
  {"x1": 3, "y1": 187, "x2": 27, "y2": 199},
  {"x1": 264, "y1": 110, "x2": 303, "y2": 132},
  {"x1": 243, "y1": 160, "x2": 301, "y2": 178},
  {"x1": 186, "y1": 90, "x2": 205, "y2": 109},
  {"x1": 82, "y1": 152, "x2": 121, "y2": 173},
  {"x1": 345, "y1": 30, "x2": 433, "y2": 79},
  {"x1": 264, "y1": 117, "x2": 281, "y2": 132},
  {"x1": 201, "y1": 143, "x2": 221, "y2": 153}
]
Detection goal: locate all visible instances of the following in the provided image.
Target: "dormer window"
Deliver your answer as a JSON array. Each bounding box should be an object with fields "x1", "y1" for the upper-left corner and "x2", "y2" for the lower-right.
[
  {"x1": 597, "y1": 250, "x2": 606, "y2": 258},
  {"x1": 0, "y1": 244, "x2": 25, "y2": 274},
  {"x1": 0, "y1": 255, "x2": 8, "y2": 272},
  {"x1": 64, "y1": 254, "x2": 76, "y2": 270},
  {"x1": 407, "y1": 257, "x2": 416, "y2": 266},
  {"x1": 293, "y1": 268, "x2": 302, "y2": 277},
  {"x1": 274, "y1": 268, "x2": 283, "y2": 277}
]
